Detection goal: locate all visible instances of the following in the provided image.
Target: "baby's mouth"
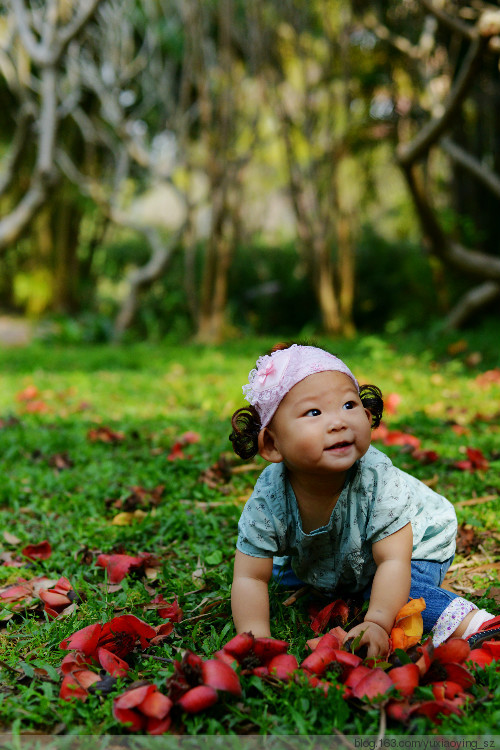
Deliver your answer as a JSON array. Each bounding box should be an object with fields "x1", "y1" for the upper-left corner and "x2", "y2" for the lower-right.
[{"x1": 325, "y1": 441, "x2": 352, "y2": 451}]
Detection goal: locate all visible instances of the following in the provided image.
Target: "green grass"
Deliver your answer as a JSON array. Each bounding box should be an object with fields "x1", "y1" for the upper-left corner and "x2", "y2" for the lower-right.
[{"x1": 0, "y1": 329, "x2": 499, "y2": 736}]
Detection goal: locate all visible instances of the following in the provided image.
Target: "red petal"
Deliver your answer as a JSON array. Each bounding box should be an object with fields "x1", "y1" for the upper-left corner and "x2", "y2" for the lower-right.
[
  {"x1": 39, "y1": 590, "x2": 71, "y2": 608},
  {"x1": 411, "y1": 699, "x2": 462, "y2": 722},
  {"x1": 268, "y1": 654, "x2": 298, "y2": 681},
  {"x1": 431, "y1": 681, "x2": 463, "y2": 700},
  {"x1": 157, "y1": 596, "x2": 183, "y2": 622},
  {"x1": 352, "y1": 668, "x2": 393, "y2": 700},
  {"x1": 223, "y1": 632, "x2": 255, "y2": 658},
  {"x1": 61, "y1": 651, "x2": 91, "y2": 674},
  {"x1": 301, "y1": 647, "x2": 337, "y2": 676},
  {"x1": 482, "y1": 640, "x2": 500, "y2": 658},
  {"x1": 72, "y1": 669, "x2": 100, "y2": 690},
  {"x1": 52, "y1": 577, "x2": 72, "y2": 594},
  {"x1": 96, "y1": 554, "x2": 144, "y2": 584},
  {"x1": 388, "y1": 663, "x2": 420, "y2": 698},
  {"x1": 213, "y1": 649, "x2": 238, "y2": 668},
  {"x1": 331, "y1": 650, "x2": 362, "y2": 669},
  {"x1": 112, "y1": 704, "x2": 145, "y2": 732},
  {"x1": 440, "y1": 662, "x2": 475, "y2": 690},
  {"x1": 467, "y1": 649, "x2": 494, "y2": 668},
  {"x1": 386, "y1": 699, "x2": 413, "y2": 723},
  {"x1": 0, "y1": 583, "x2": 31, "y2": 602},
  {"x1": 383, "y1": 431, "x2": 420, "y2": 449},
  {"x1": 415, "y1": 637, "x2": 434, "y2": 676},
  {"x1": 140, "y1": 690, "x2": 173, "y2": 719},
  {"x1": 202, "y1": 659, "x2": 242, "y2": 696},
  {"x1": 146, "y1": 716, "x2": 172, "y2": 735},
  {"x1": 115, "y1": 684, "x2": 155, "y2": 709},
  {"x1": 252, "y1": 637, "x2": 289, "y2": 663},
  {"x1": 59, "y1": 673, "x2": 89, "y2": 702},
  {"x1": 344, "y1": 666, "x2": 373, "y2": 690},
  {"x1": 310, "y1": 600, "x2": 349, "y2": 634},
  {"x1": 177, "y1": 685, "x2": 218, "y2": 714},
  {"x1": 59, "y1": 623, "x2": 102, "y2": 656},
  {"x1": 466, "y1": 446, "x2": 489, "y2": 470},
  {"x1": 434, "y1": 638, "x2": 470, "y2": 665},
  {"x1": 97, "y1": 647, "x2": 130, "y2": 678},
  {"x1": 21, "y1": 541, "x2": 52, "y2": 561},
  {"x1": 99, "y1": 614, "x2": 156, "y2": 651}
]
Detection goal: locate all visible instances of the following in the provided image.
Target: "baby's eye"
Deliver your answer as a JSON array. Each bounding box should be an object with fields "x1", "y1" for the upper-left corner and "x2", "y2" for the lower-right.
[
  {"x1": 342, "y1": 401, "x2": 356, "y2": 410},
  {"x1": 305, "y1": 408, "x2": 321, "y2": 417}
]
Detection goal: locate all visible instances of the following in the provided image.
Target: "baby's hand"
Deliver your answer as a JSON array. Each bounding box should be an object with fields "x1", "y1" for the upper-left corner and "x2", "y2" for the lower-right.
[{"x1": 343, "y1": 621, "x2": 389, "y2": 659}]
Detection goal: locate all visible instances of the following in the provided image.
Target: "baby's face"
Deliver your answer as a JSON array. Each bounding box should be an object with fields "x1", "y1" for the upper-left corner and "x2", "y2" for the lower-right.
[{"x1": 268, "y1": 371, "x2": 372, "y2": 478}]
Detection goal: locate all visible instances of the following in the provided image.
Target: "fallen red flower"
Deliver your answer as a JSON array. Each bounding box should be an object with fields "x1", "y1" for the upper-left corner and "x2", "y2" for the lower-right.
[
  {"x1": 60, "y1": 668, "x2": 100, "y2": 702},
  {"x1": 38, "y1": 576, "x2": 76, "y2": 618},
  {"x1": 113, "y1": 684, "x2": 173, "y2": 734},
  {"x1": 454, "y1": 447, "x2": 489, "y2": 472},
  {"x1": 309, "y1": 600, "x2": 349, "y2": 634},
  {"x1": 21, "y1": 540, "x2": 52, "y2": 561},
  {"x1": 60, "y1": 615, "x2": 156, "y2": 659},
  {"x1": 149, "y1": 594, "x2": 183, "y2": 622},
  {"x1": 96, "y1": 553, "x2": 158, "y2": 584}
]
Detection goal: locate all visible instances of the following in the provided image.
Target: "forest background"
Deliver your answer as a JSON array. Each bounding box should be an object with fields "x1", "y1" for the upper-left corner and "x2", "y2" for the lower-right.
[{"x1": 1, "y1": 0, "x2": 500, "y2": 346}]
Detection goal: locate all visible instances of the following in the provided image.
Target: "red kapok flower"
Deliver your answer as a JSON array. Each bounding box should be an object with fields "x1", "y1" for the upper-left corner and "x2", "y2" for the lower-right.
[
  {"x1": 60, "y1": 615, "x2": 156, "y2": 660},
  {"x1": 21, "y1": 540, "x2": 52, "y2": 561},
  {"x1": 97, "y1": 615, "x2": 157, "y2": 658},
  {"x1": 96, "y1": 554, "x2": 145, "y2": 584},
  {"x1": 113, "y1": 684, "x2": 173, "y2": 734},
  {"x1": 38, "y1": 576, "x2": 75, "y2": 618},
  {"x1": 60, "y1": 669, "x2": 100, "y2": 702}
]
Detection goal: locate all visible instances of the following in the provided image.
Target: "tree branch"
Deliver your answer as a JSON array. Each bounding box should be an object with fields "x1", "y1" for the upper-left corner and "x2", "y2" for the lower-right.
[
  {"x1": 11, "y1": 0, "x2": 102, "y2": 67},
  {"x1": 402, "y1": 163, "x2": 500, "y2": 280},
  {"x1": 419, "y1": 0, "x2": 475, "y2": 41},
  {"x1": 397, "y1": 35, "x2": 488, "y2": 165},
  {"x1": 440, "y1": 137, "x2": 500, "y2": 200},
  {"x1": 444, "y1": 281, "x2": 500, "y2": 329},
  {"x1": 0, "y1": 107, "x2": 32, "y2": 197},
  {"x1": 0, "y1": 175, "x2": 49, "y2": 250},
  {"x1": 363, "y1": 14, "x2": 423, "y2": 59}
]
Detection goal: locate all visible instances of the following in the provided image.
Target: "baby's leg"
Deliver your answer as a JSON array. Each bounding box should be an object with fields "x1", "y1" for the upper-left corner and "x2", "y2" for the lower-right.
[{"x1": 408, "y1": 560, "x2": 495, "y2": 645}]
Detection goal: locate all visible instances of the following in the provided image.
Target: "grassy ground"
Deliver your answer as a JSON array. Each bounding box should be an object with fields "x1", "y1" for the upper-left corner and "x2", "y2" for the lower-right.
[{"x1": 0, "y1": 328, "x2": 499, "y2": 736}]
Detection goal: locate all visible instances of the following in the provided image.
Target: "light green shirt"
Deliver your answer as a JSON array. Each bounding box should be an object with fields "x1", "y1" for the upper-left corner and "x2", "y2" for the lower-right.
[{"x1": 236, "y1": 445, "x2": 457, "y2": 593}]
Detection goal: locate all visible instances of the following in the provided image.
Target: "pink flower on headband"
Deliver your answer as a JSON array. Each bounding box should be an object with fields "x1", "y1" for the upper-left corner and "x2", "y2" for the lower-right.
[
  {"x1": 242, "y1": 345, "x2": 358, "y2": 427},
  {"x1": 252, "y1": 350, "x2": 291, "y2": 393}
]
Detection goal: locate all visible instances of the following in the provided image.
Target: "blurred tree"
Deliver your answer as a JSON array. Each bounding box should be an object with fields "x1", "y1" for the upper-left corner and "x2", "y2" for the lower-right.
[
  {"x1": 360, "y1": 0, "x2": 500, "y2": 327},
  {"x1": 0, "y1": 0, "x2": 101, "y2": 312}
]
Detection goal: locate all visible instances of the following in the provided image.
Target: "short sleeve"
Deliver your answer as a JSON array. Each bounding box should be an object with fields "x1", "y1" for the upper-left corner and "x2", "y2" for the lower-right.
[
  {"x1": 365, "y1": 466, "x2": 413, "y2": 544},
  {"x1": 236, "y1": 495, "x2": 279, "y2": 558}
]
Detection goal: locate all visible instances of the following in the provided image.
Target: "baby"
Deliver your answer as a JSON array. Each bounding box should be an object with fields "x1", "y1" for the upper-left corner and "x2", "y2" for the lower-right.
[{"x1": 229, "y1": 344, "x2": 497, "y2": 657}]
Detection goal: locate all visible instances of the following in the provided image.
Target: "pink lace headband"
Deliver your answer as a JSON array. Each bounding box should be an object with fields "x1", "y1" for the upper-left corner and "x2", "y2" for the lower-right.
[{"x1": 242, "y1": 345, "x2": 359, "y2": 427}]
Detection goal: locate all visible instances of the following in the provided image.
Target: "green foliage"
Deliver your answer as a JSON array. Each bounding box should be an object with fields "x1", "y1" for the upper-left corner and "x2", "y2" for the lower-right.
[{"x1": 0, "y1": 330, "x2": 499, "y2": 735}]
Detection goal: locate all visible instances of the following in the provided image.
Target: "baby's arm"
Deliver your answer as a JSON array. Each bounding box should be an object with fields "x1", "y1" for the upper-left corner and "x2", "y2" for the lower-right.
[
  {"x1": 344, "y1": 522, "x2": 413, "y2": 658},
  {"x1": 231, "y1": 550, "x2": 273, "y2": 637}
]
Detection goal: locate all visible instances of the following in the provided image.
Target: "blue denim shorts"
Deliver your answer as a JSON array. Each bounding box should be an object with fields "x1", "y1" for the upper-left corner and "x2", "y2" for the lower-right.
[{"x1": 273, "y1": 555, "x2": 457, "y2": 632}]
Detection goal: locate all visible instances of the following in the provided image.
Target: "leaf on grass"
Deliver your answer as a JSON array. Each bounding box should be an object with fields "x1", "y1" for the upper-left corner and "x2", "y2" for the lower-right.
[
  {"x1": 3, "y1": 532, "x2": 21, "y2": 545},
  {"x1": 205, "y1": 550, "x2": 223, "y2": 566},
  {"x1": 192, "y1": 557, "x2": 206, "y2": 587},
  {"x1": 48, "y1": 453, "x2": 73, "y2": 471},
  {"x1": 108, "y1": 485, "x2": 165, "y2": 512},
  {"x1": 111, "y1": 510, "x2": 148, "y2": 526}
]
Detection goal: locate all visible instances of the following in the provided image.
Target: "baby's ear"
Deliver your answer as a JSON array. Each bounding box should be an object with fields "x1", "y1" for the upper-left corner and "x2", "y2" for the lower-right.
[{"x1": 258, "y1": 427, "x2": 283, "y2": 463}]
